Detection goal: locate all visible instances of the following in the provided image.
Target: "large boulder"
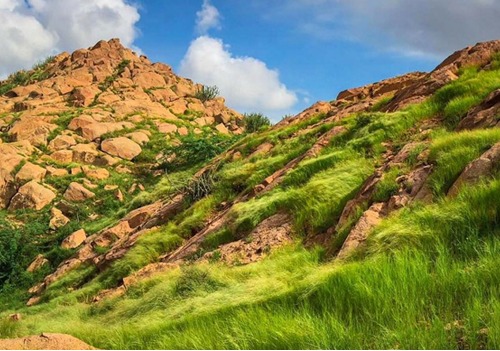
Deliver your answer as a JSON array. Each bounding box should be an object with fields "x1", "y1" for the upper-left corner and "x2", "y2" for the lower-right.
[
  {"x1": 101, "y1": 137, "x2": 142, "y2": 160},
  {"x1": 15, "y1": 162, "x2": 47, "y2": 183},
  {"x1": 63, "y1": 182, "x2": 96, "y2": 202},
  {"x1": 8, "y1": 118, "x2": 58, "y2": 146},
  {"x1": 8, "y1": 181, "x2": 56, "y2": 211}
]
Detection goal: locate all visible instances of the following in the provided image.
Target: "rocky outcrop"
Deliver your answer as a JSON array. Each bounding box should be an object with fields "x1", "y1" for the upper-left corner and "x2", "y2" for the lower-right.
[
  {"x1": 448, "y1": 142, "x2": 500, "y2": 197},
  {"x1": 336, "y1": 203, "x2": 387, "y2": 260},
  {"x1": 202, "y1": 213, "x2": 293, "y2": 265},
  {"x1": 457, "y1": 89, "x2": 500, "y2": 130}
]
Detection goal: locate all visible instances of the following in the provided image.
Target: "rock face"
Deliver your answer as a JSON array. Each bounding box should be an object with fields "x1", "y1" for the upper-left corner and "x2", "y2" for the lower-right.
[
  {"x1": 101, "y1": 137, "x2": 142, "y2": 160},
  {"x1": 63, "y1": 182, "x2": 96, "y2": 202},
  {"x1": 8, "y1": 181, "x2": 56, "y2": 211},
  {"x1": 457, "y1": 89, "x2": 500, "y2": 130},
  {"x1": 448, "y1": 142, "x2": 500, "y2": 197}
]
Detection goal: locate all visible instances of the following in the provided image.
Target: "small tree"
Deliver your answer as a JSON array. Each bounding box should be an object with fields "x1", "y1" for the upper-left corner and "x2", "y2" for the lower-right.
[
  {"x1": 194, "y1": 85, "x2": 220, "y2": 102},
  {"x1": 243, "y1": 113, "x2": 271, "y2": 133}
]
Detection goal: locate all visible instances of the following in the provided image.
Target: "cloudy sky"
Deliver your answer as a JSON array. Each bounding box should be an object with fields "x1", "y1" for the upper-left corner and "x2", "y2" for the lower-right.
[{"x1": 2, "y1": 0, "x2": 500, "y2": 120}]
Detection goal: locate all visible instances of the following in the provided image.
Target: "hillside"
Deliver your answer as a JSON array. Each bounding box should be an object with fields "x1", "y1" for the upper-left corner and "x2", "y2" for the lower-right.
[{"x1": 0, "y1": 39, "x2": 500, "y2": 349}]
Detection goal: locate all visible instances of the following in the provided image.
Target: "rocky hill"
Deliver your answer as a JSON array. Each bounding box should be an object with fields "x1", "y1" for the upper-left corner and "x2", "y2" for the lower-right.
[{"x1": 0, "y1": 39, "x2": 500, "y2": 349}]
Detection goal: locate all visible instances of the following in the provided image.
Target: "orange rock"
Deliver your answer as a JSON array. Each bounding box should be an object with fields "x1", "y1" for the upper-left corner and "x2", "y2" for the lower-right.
[{"x1": 61, "y1": 229, "x2": 87, "y2": 249}]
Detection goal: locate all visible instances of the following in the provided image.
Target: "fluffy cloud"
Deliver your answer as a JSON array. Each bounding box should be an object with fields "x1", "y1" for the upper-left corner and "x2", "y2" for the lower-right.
[
  {"x1": 277, "y1": 0, "x2": 500, "y2": 57},
  {"x1": 0, "y1": 0, "x2": 140, "y2": 77},
  {"x1": 195, "y1": 0, "x2": 221, "y2": 34},
  {"x1": 180, "y1": 36, "x2": 298, "y2": 113}
]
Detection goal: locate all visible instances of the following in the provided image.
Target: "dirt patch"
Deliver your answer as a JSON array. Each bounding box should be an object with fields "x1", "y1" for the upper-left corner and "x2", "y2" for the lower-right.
[{"x1": 0, "y1": 333, "x2": 96, "y2": 350}]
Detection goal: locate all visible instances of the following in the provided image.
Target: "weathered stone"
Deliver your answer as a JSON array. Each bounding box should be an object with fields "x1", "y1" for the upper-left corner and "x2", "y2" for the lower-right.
[
  {"x1": 63, "y1": 182, "x2": 95, "y2": 202},
  {"x1": 71, "y1": 143, "x2": 99, "y2": 164},
  {"x1": 82, "y1": 166, "x2": 110, "y2": 180},
  {"x1": 126, "y1": 131, "x2": 149, "y2": 145},
  {"x1": 61, "y1": 229, "x2": 86, "y2": 249},
  {"x1": 49, "y1": 208, "x2": 70, "y2": 230},
  {"x1": 101, "y1": 137, "x2": 142, "y2": 160},
  {"x1": 46, "y1": 166, "x2": 68, "y2": 177},
  {"x1": 48, "y1": 135, "x2": 77, "y2": 151},
  {"x1": 50, "y1": 150, "x2": 74, "y2": 163},
  {"x1": 27, "y1": 254, "x2": 49, "y2": 273},
  {"x1": 8, "y1": 181, "x2": 56, "y2": 211},
  {"x1": 15, "y1": 162, "x2": 46, "y2": 183}
]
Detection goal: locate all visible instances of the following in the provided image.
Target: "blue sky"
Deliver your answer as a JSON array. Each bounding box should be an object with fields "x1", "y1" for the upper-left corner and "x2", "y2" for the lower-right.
[
  {"x1": 133, "y1": 0, "x2": 438, "y2": 119},
  {"x1": 2, "y1": 0, "x2": 500, "y2": 120}
]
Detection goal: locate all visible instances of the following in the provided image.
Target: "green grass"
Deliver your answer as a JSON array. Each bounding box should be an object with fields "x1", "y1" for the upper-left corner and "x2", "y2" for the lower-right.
[
  {"x1": 428, "y1": 128, "x2": 500, "y2": 195},
  {"x1": 232, "y1": 158, "x2": 373, "y2": 235}
]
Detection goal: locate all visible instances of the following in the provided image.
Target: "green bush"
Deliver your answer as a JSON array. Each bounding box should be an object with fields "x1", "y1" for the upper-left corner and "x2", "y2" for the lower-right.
[
  {"x1": 194, "y1": 85, "x2": 220, "y2": 102},
  {"x1": 243, "y1": 113, "x2": 271, "y2": 133},
  {"x1": 163, "y1": 134, "x2": 237, "y2": 170}
]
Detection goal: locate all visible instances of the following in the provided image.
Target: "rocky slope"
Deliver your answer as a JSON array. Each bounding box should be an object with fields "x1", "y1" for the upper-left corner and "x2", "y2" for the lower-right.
[
  {"x1": 0, "y1": 38, "x2": 242, "y2": 213},
  {"x1": 1, "y1": 39, "x2": 500, "y2": 349}
]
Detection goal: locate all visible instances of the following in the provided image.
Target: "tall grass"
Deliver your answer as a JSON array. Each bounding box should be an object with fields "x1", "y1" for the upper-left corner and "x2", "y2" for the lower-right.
[
  {"x1": 232, "y1": 158, "x2": 373, "y2": 235},
  {"x1": 428, "y1": 128, "x2": 500, "y2": 195},
  {"x1": 4, "y1": 180, "x2": 500, "y2": 349}
]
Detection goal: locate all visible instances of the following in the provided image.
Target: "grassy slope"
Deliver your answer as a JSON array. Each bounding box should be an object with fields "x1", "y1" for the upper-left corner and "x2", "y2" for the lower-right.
[{"x1": 0, "y1": 60, "x2": 500, "y2": 349}]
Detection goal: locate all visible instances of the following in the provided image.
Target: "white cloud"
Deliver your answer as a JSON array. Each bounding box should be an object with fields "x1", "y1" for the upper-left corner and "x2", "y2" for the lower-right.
[
  {"x1": 271, "y1": 0, "x2": 500, "y2": 57},
  {"x1": 195, "y1": 0, "x2": 221, "y2": 34},
  {"x1": 0, "y1": 0, "x2": 140, "y2": 77},
  {"x1": 180, "y1": 36, "x2": 298, "y2": 114}
]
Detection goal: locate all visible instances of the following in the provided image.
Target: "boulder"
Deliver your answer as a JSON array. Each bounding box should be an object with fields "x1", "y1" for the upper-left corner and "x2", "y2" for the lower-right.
[
  {"x1": 101, "y1": 137, "x2": 142, "y2": 160},
  {"x1": 27, "y1": 254, "x2": 49, "y2": 273},
  {"x1": 215, "y1": 123, "x2": 230, "y2": 135},
  {"x1": 69, "y1": 86, "x2": 101, "y2": 107},
  {"x1": 71, "y1": 143, "x2": 99, "y2": 164},
  {"x1": 68, "y1": 115, "x2": 96, "y2": 131},
  {"x1": 157, "y1": 122, "x2": 178, "y2": 134},
  {"x1": 48, "y1": 135, "x2": 77, "y2": 151},
  {"x1": 46, "y1": 166, "x2": 69, "y2": 177},
  {"x1": 63, "y1": 182, "x2": 96, "y2": 202},
  {"x1": 8, "y1": 181, "x2": 56, "y2": 211},
  {"x1": 61, "y1": 229, "x2": 87, "y2": 249},
  {"x1": 178, "y1": 126, "x2": 189, "y2": 136},
  {"x1": 15, "y1": 162, "x2": 46, "y2": 183},
  {"x1": 49, "y1": 208, "x2": 70, "y2": 230},
  {"x1": 126, "y1": 131, "x2": 149, "y2": 145},
  {"x1": 448, "y1": 142, "x2": 500, "y2": 197},
  {"x1": 8, "y1": 119, "x2": 58, "y2": 146},
  {"x1": 82, "y1": 166, "x2": 110, "y2": 180},
  {"x1": 50, "y1": 150, "x2": 74, "y2": 164}
]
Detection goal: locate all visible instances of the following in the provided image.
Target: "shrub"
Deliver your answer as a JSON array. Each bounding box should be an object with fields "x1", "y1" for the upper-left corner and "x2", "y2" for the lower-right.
[
  {"x1": 163, "y1": 134, "x2": 236, "y2": 170},
  {"x1": 194, "y1": 85, "x2": 220, "y2": 102},
  {"x1": 243, "y1": 113, "x2": 271, "y2": 133}
]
